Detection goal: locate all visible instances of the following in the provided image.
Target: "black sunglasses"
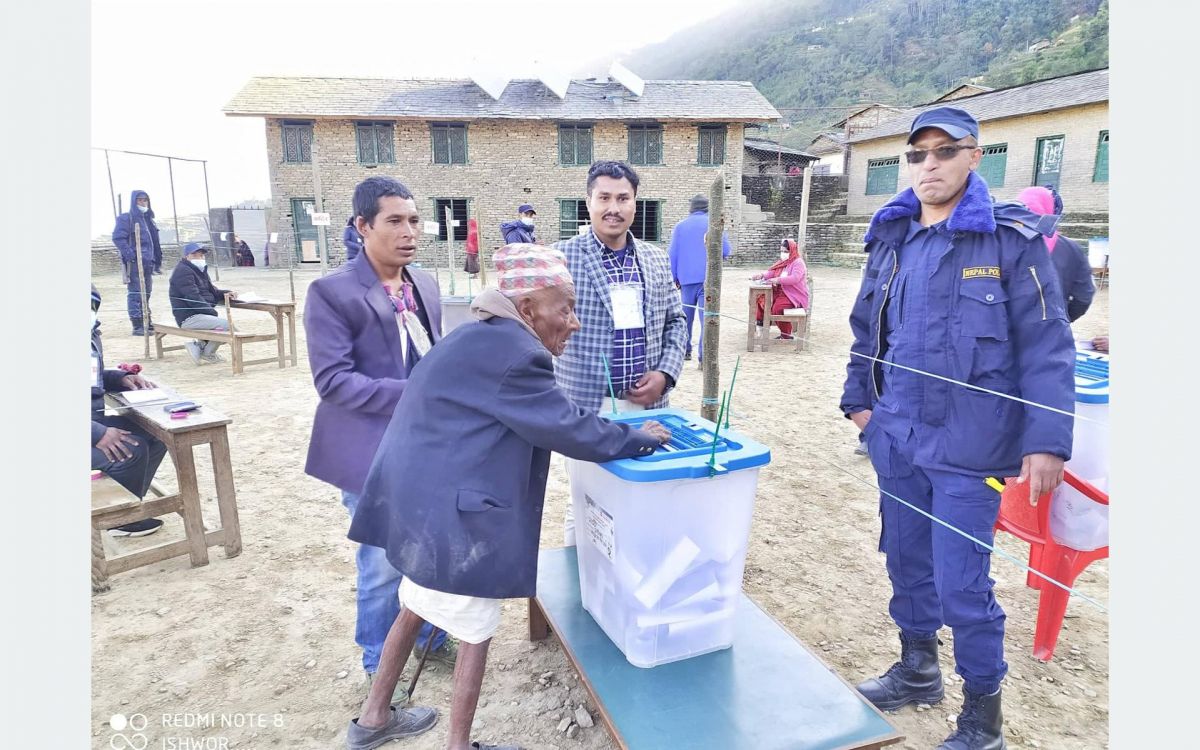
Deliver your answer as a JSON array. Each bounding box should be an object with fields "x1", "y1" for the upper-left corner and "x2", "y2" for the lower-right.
[{"x1": 904, "y1": 144, "x2": 977, "y2": 164}]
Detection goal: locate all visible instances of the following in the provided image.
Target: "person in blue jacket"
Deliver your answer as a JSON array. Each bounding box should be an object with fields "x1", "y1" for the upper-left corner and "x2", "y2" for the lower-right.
[
  {"x1": 500, "y1": 203, "x2": 538, "y2": 245},
  {"x1": 343, "y1": 216, "x2": 364, "y2": 262},
  {"x1": 668, "y1": 194, "x2": 731, "y2": 362},
  {"x1": 112, "y1": 190, "x2": 161, "y2": 334},
  {"x1": 840, "y1": 107, "x2": 1075, "y2": 750}
]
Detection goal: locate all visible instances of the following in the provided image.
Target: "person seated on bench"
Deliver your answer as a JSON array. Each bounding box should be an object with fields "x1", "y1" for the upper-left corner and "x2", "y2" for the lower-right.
[
  {"x1": 91, "y1": 285, "x2": 167, "y2": 537},
  {"x1": 168, "y1": 242, "x2": 237, "y2": 365},
  {"x1": 750, "y1": 238, "x2": 809, "y2": 340},
  {"x1": 343, "y1": 245, "x2": 671, "y2": 750}
]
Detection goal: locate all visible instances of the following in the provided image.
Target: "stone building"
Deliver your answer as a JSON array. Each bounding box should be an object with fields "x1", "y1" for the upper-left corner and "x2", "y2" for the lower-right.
[
  {"x1": 223, "y1": 77, "x2": 780, "y2": 268},
  {"x1": 845, "y1": 68, "x2": 1109, "y2": 219}
]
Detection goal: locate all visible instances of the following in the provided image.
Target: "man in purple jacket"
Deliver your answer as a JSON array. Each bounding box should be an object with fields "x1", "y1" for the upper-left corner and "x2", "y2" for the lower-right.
[
  {"x1": 304, "y1": 176, "x2": 449, "y2": 695},
  {"x1": 667, "y1": 194, "x2": 731, "y2": 363}
]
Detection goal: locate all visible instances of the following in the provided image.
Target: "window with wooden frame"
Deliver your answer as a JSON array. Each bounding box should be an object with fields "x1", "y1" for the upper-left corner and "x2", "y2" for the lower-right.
[
  {"x1": 356, "y1": 122, "x2": 395, "y2": 164},
  {"x1": 630, "y1": 199, "x2": 662, "y2": 242},
  {"x1": 866, "y1": 156, "x2": 900, "y2": 195},
  {"x1": 431, "y1": 123, "x2": 468, "y2": 164},
  {"x1": 977, "y1": 143, "x2": 1009, "y2": 188},
  {"x1": 1093, "y1": 130, "x2": 1109, "y2": 183},
  {"x1": 628, "y1": 124, "x2": 663, "y2": 165},
  {"x1": 433, "y1": 198, "x2": 470, "y2": 241},
  {"x1": 281, "y1": 121, "x2": 313, "y2": 163},
  {"x1": 559, "y1": 199, "x2": 589, "y2": 239},
  {"x1": 558, "y1": 124, "x2": 594, "y2": 166},
  {"x1": 697, "y1": 125, "x2": 727, "y2": 166}
]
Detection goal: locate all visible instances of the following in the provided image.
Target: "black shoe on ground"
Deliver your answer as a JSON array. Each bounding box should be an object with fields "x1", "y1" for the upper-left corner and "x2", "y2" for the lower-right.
[
  {"x1": 109, "y1": 518, "x2": 164, "y2": 537},
  {"x1": 684, "y1": 350, "x2": 692, "y2": 361},
  {"x1": 937, "y1": 687, "x2": 1006, "y2": 750},
  {"x1": 856, "y1": 633, "x2": 944, "y2": 711}
]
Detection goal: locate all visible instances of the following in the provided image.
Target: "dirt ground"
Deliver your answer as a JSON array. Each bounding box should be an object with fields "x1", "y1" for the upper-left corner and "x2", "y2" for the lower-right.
[{"x1": 91, "y1": 261, "x2": 1109, "y2": 750}]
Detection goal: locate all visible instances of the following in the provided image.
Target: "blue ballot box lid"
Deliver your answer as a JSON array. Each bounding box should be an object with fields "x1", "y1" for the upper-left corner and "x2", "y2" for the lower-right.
[
  {"x1": 597, "y1": 408, "x2": 771, "y2": 482},
  {"x1": 1074, "y1": 352, "x2": 1109, "y2": 405}
]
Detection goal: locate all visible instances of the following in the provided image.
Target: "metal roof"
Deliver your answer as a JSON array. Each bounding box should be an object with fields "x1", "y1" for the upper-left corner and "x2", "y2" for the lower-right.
[{"x1": 743, "y1": 138, "x2": 818, "y2": 161}]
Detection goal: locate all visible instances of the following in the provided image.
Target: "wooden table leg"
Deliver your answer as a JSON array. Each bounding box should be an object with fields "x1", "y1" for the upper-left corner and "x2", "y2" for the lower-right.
[
  {"x1": 762, "y1": 287, "x2": 775, "y2": 351},
  {"x1": 528, "y1": 597, "x2": 550, "y2": 641},
  {"x1": 171, "y1": 440, "x2": 212, "y2": 568},
  {"x1": 746, "y1": 291, "x2": 758, "y2": 352},
  {"x1": 287, "y1": 311, "x2": 297, "y2": 366},
  {"x1": 91, "y1": 524, "x2": 110, "y2": 593},
  {"x1": 209, "y1": 427, "x2": 242, "y2": 558},
  {"x1": 274, "y1": 312, "x2": 286, "y2": 368}
]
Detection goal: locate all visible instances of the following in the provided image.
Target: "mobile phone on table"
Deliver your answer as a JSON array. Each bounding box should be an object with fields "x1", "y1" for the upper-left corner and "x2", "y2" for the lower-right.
[{"x1": 163, "y1": 401, "x2": 200, "y2": 413}]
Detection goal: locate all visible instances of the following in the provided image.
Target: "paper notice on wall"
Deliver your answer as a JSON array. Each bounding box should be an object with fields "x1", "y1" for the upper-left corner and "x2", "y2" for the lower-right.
[
  {"x1": 268, "y1": 232, "x2": 278, "y2": 243},
  {"x1": 424, "y1": 221, "x2": 441, "y2": 235},
  {"x1": 585, "y1": 495, "x2": 615, "y2": 564}
]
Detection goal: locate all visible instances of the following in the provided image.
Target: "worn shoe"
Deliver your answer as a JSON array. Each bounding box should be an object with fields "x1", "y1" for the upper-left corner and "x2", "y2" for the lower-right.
[
  {"x1": 855, "y1": 438, "x2": 869, "y2": 457},
  {"x1": 365, "y1": 670, "x2": 411, "y2": 707},
  {"x1": 425, "y1": 637, "x2": 459, "y2": 668},
  {"x1": 109, "y1": 518, "x2": 164, "y2": 537},
  {"x1": 856, "y1": 633, "x2": 944, "y2": 711},
  {"x1": 937, "y1": 687, "x2": 1006, "y2": 750},
  {"x1": 345, "y1": 706, "x2": 437, "y2": 749},
  {"x1": 185, "y1": 341, "x2": 203, "y2": 365},
  {"x1": 684, "y1": 350, "x2": 693, "y2": 361},
  {"x1": 200, "y1": 352, "x2": 226, "y2": 364}
]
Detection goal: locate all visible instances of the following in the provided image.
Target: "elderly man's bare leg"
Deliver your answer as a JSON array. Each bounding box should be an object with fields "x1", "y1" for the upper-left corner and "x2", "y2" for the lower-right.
[
  {"x1": 354, "y1": 608, "x2": 438, "y2": 735},
  {"x1": 447, "y1": 639, "x2": 491, "y2": 750}
]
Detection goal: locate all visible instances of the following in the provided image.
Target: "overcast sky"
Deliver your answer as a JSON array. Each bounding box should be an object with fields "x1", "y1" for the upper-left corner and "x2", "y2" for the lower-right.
[{"x1": 90, "y1": 0, "x2": 740, "y2": 236}]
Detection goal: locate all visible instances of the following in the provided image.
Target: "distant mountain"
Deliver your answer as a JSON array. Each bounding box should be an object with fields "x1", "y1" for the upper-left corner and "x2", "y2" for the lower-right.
[{"x1": 620, "y1": 0, "x2": 1108, "y2": 146}]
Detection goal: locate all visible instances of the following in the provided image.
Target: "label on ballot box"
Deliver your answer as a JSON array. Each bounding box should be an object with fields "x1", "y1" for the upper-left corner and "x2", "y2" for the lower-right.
[
  {"x1": 585, "y1": 496, "x2": 615, "y2": 563},
  {"x1": 568, "y1": 408, "x2": 770, "y2": 668}
]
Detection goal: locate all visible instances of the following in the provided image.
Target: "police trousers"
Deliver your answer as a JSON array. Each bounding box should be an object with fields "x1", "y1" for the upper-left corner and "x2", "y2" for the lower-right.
[{"x1": 865, "y1": 421, "x2": 1007, "y2": 695}]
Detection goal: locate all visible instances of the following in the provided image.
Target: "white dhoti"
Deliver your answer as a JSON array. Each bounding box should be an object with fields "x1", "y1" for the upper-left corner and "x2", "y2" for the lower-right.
[{"x1": 398, "y1": 577, "x2": 502, "y2": 645}]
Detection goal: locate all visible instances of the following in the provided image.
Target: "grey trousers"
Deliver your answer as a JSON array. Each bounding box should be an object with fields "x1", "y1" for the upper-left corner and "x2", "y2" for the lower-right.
[{"x1": 181, "y1": 313, "x2": 228, "y2": 355}]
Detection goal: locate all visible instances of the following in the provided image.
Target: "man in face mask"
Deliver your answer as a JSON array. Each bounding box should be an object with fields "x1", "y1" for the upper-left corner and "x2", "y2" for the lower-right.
[
  {"x1": 168, "y1": 243, "x2": 237, "y2": 364},
  {"x1": 112, "y1": 190, "x2": 162, "y2": 334},
  {"x1": 500, "y1": 203, "x2": 538, "y2": 245}
]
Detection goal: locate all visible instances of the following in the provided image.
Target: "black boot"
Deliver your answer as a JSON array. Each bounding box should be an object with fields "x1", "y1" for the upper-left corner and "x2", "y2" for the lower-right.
[
  {"x1": 937, "y1": 686, "x2": 1005, "y2": 750},
  {"x1": 855, "y1": 633, "x2": 944, "y2": 711}
]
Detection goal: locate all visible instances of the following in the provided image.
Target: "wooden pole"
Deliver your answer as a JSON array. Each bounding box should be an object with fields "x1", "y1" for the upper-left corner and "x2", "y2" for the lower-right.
[
  {"x1": 700, "y1": 173, "x2": 725, "y2": 422},
  {"x1": 444, "y1": 206, "x2": 457, "y2": 296},
  {"x1": 796, "y1": 163, "x2": 813, "y2": 259},
  {"x1": 311, "y1": 141, "x2": 328, "y2": 277},
  {"x1": 133, "y1": 223, "x2": 150, "y2": 358},
  {"x1": 475, "y1": 203, "x2": 488, "y2": 287}
]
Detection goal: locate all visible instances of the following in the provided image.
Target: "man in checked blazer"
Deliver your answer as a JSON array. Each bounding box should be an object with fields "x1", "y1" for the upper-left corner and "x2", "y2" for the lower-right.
[{"x1": 552, "y1": 160, "x2": 688, "y2": 543}]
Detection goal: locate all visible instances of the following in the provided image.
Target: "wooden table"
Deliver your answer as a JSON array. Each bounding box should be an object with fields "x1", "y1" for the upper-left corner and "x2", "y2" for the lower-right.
[
  {"x1": 97, "y1": 385, "x2": 242, "y2": 581},
  {"x1": 528, "y1": 548, "x2": 902, "y2": 750},
  {"x1": 230, "y1": 298, "x2": 298, "y2": 368},
  {"x1": 747, "y1": 284, "x2": 775, "y2": 352}
]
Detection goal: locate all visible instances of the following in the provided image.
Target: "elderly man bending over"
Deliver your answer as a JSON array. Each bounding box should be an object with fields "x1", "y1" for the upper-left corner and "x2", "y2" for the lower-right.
[{"x1": 344, "y1": 244, "x2": 671, "y2": 750}]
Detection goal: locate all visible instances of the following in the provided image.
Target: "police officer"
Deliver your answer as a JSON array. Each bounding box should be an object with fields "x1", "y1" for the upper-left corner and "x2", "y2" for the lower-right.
[{"x1": 840, "y1": 107, "x2": 1075, "y2": 750}]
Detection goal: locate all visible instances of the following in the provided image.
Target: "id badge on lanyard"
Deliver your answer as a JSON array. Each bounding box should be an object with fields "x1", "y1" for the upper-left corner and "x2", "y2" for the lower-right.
[
  {"x1": 91, "y1": 354, "x2": 101, "y2": 389},
  {"x1": 401, "y1": 310, "x2": 433, "y2": 358},
  {"x1": 609, "y1": 283, "x2": 645, "y2": 330}
]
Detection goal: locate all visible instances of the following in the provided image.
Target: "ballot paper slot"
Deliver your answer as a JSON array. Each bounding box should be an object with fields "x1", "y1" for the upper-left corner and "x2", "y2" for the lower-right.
[{"x1": 619, "y1": 414, "x2": 741, "y2": 461}]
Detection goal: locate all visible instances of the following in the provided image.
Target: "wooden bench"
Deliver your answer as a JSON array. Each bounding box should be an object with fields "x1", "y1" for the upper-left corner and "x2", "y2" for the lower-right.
[
  {"x1": 154, "y1": 294, "x2": 289, "y2": 375},
  {"x1": 528, "y1": 547, "x2": 902, "y2": 750}
]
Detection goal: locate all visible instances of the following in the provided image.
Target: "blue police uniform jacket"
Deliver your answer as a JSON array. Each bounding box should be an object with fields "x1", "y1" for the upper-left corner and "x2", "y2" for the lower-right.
[
  {"x1": 840, "y1": 172, "x2": 1075, "y2": 476},
  {"x1": 348, "y1": 316, "x2": 660, "y2": 599}
]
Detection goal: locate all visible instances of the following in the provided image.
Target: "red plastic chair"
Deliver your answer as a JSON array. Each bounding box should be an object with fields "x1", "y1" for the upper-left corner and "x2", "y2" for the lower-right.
[{"x1": 994, "y1": 469, "x2": 1109, "y2": 661}]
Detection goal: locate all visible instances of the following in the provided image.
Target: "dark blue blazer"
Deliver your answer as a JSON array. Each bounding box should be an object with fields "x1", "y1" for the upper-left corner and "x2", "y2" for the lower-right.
[
  {"x1": 304, "y1": 255, "x2": 443, "y2": 494},
  {"x1": 348, "y1": 317, "x2": 659, "y2": 598}
]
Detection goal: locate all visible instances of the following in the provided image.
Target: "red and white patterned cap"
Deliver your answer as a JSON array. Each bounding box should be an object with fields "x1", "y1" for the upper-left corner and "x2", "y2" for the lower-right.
[{"x1": 494, "y1": 243, "x2": 574, "y2": 298}]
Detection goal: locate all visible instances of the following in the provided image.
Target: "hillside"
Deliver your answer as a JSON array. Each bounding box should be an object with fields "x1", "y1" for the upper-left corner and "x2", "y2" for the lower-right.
[{"x1": 621, "y1": 0, "x2": 1108, "y2": 146}]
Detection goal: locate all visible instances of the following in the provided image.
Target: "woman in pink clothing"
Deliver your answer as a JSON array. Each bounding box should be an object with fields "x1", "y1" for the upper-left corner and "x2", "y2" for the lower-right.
[{"x1": 752, "y1": 238, "x2": 809, "y2": 340}]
